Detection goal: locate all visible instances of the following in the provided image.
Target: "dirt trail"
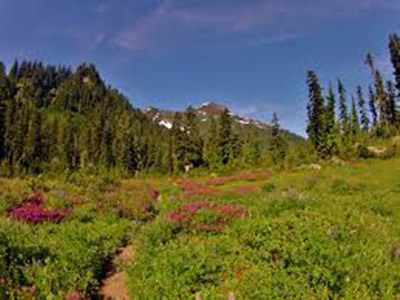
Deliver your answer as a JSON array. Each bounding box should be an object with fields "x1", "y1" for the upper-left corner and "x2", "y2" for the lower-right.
[{"x1": 99, "y1": 245, "x2": 134, "y2": 300}]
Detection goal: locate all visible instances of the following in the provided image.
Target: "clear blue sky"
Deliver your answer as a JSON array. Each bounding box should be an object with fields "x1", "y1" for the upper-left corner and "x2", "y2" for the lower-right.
[{"x1": 0, "y1": 0, "x2": 399, "y2": 135}]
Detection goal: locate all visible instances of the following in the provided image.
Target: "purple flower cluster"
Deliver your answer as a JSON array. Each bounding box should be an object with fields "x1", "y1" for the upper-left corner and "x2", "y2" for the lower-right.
[
  {"x1": 9, "y1": 194, "x2": 67, "y2": 223},
  {"x1": 166, "y1": 201, "x2": 247, "y2": 232}
]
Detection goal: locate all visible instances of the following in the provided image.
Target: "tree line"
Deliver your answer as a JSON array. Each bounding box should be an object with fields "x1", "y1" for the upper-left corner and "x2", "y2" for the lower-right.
[
  {"x1": 306, "y1": 34, "x2": 400, "y2": 158},
  {"x1": 0, "y1": 60, "x2": 290, "y2": 176}
]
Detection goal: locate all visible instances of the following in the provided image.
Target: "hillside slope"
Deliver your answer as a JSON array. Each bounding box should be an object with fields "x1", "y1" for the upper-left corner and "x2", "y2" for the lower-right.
[{"x1": 144, "y1": 101, "x2": 302, "y2": 143}]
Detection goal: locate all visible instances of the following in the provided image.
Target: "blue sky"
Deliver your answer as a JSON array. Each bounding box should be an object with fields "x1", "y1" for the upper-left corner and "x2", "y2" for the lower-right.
[{"x1": 0, "y1": 0, "x2": 399, "y2": 135}]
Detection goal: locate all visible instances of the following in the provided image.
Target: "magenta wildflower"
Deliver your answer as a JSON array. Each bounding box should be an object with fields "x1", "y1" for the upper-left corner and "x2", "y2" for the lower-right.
[{"x1": 9, "y1": 194, "x2": 68, "y2": 223}]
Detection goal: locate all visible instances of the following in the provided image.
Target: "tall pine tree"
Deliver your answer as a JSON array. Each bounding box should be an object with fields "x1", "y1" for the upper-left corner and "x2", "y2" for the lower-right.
[
  {"x1": 218, "y1": 109, "x2": 235, "y2": 165},
  {"x1": 204, "y1": 118, "x2": 220, "y2": 169},
  {"x1": 357, "y1": 85, "x2": 369, "y2": 133},
  {"x1": 270, "y1": 112, "x2": 287, "y2": 164},
  {"x1": 306, "y1": 70, "x2": 326, "y2": 154},
  {"x1": 386, "y1": 80, "x2": 398, "y2": 127},
  {"x1": 368, "y1": 85, "x2": 378, "y2": 129},
  {"x1": 350, "y1": 97, "x2": 360, "y2": 141},
  {"x1": 389, "y1": 34, "x2": 400, "y2": 95},
  {"x1": 171, "y1": 112, "x2": 187, "y2": 173},
  {"x1": 325, "y1": 86, "x2": 339, "y2": 156},
  {"x1": 365, "y1": 53, "x2": 389, "y2": 129},
  {"x1": 338, "y1": 79, "x2": 350, "y2": 142},
  {"x1": 184, "y1": 107, "x2": 203, "y2": 168}
]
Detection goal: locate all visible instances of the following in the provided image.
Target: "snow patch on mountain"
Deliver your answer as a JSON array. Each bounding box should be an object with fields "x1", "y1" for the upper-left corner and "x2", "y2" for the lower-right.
[{"x1": 143, "y1": 101, "x2": 269, "y2": 131}]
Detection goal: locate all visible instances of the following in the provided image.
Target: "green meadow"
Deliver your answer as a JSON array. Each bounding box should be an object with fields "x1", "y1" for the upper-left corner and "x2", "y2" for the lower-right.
[{"x1": 2, "y1": 155, "x2": 400, "y2": 299}]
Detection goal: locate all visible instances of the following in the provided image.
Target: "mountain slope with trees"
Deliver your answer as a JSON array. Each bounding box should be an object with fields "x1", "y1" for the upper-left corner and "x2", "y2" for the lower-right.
[{"x1": 0, "y1": 60, "x2": 300, "y2": 176}]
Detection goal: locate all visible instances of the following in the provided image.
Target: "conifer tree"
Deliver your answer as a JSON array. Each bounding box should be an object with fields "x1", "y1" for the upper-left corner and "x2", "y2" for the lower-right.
[
  {"x1": 386, "y1": 80, "x2": 398, "y2": 127},
  {"x1": 338, "y1": 79, "x2": 350, "y2": 140},
  {"x1": 243, "y1": 132, "x2": 261, "y2": 166},
  {"x1": 171, "y1": 112, "x2": 187, "y2": 172},
  {"x1": 0, "y1": 62, "x2": 10, "y2": 160},
  {"x1": 161, "y1": 138, "x2": 174, "y2": 174},
  {"x1": 325, "y1": 86, "x2": 339, "y2": 156},
  {"x1": 50, "y1": 118, "x2": 61, "y2": 158},
  {"x1": 350, "y1": 97, "x2": 360, "y2": 141},
  {"x1": 63, "y1": 116, "x2": 80, "y2": 170},
  {"x1": 389, "y1": 34, "x2": 400, "y2": 94},
  {"x1": 368, "y1": 85, "x2": 378, "y2": 128},
  {"x1": 204, "y1": 118, "x2": 220, "y2": 169},
  {"x1": 365, "y1": 53, "x2": 389, "y2": 128},
  {"x1": 270, "y1": 112, "x2": 287, "y2": 164},
  {"x1": 375, "y1": 70, "x2": 389, "y2": 128},
  {"x1": 184, "y1": 107, "x2": 203, "y2": 168},
  {"x1": 306, "y1": 70, "x2": 326, "y2": 154},
  {"x1": 100, "y1": 117, "x2": 115, "y2": 168},
  {"x1": 4, "y1": 96, "x2": 17, "y2": 170},
  {"x1": 8, "y1": 59, "x2": 19, "y2": 84},
  {"x1": 357, "y1": 85, "x2": 369, "y2": 132},
  {"x1": 218, "y1": 108, "x2": 235, "y2": 165}
]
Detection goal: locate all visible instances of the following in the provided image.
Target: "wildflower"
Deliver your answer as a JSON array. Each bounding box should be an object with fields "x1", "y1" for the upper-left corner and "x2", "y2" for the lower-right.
[{"x1": 9, "y1": 195, "x2": 67, "y2": 223}]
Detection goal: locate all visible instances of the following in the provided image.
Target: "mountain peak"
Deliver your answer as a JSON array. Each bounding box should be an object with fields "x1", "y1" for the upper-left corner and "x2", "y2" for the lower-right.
[{"x1": 196, "y1": 101, "x2": 227, "y2": 117}]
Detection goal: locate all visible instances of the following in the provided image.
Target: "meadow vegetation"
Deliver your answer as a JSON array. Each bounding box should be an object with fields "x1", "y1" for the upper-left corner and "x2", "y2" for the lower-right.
[
  {"x1": 1, "y1": 152, "x2": 400, "y2": 298},
  {"x1": 127, "y1": 155, "x2": 400, "y2": 299}
]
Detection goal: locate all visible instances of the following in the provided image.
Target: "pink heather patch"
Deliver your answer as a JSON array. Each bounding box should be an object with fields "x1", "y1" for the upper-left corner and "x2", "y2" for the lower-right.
[
  {"x1": 166, "y1": 201, "x2": 247, "y2": 232},
  {"x1": 166, "y1": 212, "x2": 191, "y2": 224},
  {"x1": 9, "y1": 194, "x2": 68, "y2": 224}
]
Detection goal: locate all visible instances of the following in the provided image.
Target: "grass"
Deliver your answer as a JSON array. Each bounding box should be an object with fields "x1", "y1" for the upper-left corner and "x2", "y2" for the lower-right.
[{"x1": 1, "y1": 158, "x2": 400, "y2": 298}]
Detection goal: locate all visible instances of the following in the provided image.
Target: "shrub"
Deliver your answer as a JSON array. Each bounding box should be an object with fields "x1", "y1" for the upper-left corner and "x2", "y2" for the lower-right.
[
  {"x1": 357, "y1": 145, "x2": 376, "y2": 159},
  {"x1": 0, "y1": 216, "x2": 130, "y2": 298},
  {"x1": 331, "y1": 179, "x2": 350, "y2": 194},
  {"x1": 261, "y1": 183, "x2": 275, "y2": 193},
  {"x1": 129, "y1": 205, "x2": 400, "y2": 298},
  {"x1": 166, "y1": 201, "x2": 247, "y2": 232}
]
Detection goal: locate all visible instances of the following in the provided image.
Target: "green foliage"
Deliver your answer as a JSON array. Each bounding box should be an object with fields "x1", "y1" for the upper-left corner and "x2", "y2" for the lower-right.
[
  {"x1": 368, "y1": 85, "x2": 378, "y2": 128},
  {"x1": 306, "y1": 70, "x2": 326, "y2": 154},
  {"x1": 356, "y1": 145, "x2": 376, "y2": 159},
  {"x1": 338, "y1": 79, "x2": 350, "y2": 149},
  {"x1": 270, "y1": 112, "x2": 288, "y2": 164},
  {"x1": 261, "y1": 183, "x2": 275, "y2": 193},
  {"x1": 305, "y1": 33, "x2": 400, "y2": 158},
  {"x1": 0, "y1": 58, "x2": 302, "y2": 176},
  {"x1": 357, "y1": 85, "x2": 369, "y2": 132},
  {"x1": 0, "y1": 215, "x2": 130, "y2": 298},
  {"x1": 350, "y1": 97, "x2": 360, "y2": 142},
  {"x1": 126, "y1": 158, "x2": 400, "y2": 298},
  {"x1": 389, "y1": 34, "x2": 400, "y2": 94},
  {"x1": 218, "y1": 109, "x2": 238, "y2": 166},
  {"x1": 185, "y1": 107, "x2": 204, "y2": 168},
  {"x1": 324, "y1": 86, "x2": 340, "y2": 157}
]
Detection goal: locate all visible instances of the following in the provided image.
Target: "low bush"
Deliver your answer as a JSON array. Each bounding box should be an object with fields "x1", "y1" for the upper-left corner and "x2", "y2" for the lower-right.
[
  {"x1": 166, "y1": 201, "x2": 247, "y2": 232},
  {"x1": 261, "y1": 183, "x2": 275, "y2": 193},
  {"x1": 0, "y1": 216, "x2": 130, "y2": 298},
  {"x1": 129, "y1": 200, "x2": 400, "y2": 298}
]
